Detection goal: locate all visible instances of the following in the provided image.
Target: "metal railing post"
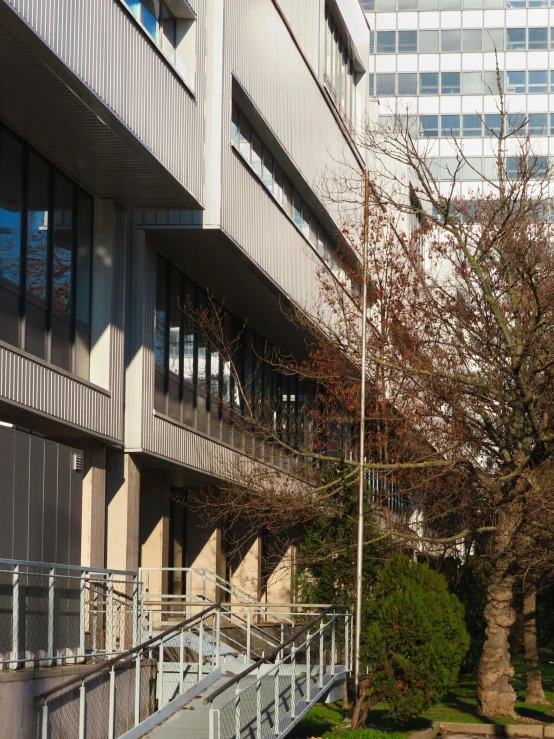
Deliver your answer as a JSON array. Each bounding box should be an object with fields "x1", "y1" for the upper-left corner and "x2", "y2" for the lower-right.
[
  {"x1": 12, "y1": 564, "x2": 20, "y2": 668},
  {"x1": 107, "y1": 574, "x2": 114, "y2": 655},
  {"x1": 246, "y1": 610, "x2": 251, "y2": 664},
  {"x1": 79, "y1": 572, "x2": 87, "y2": 659},
  {"x1": 198, "y1": 615, "x2": 204, "y2": 682},
  {"x1": 274, "y1": 663, "x2": 280, "y2": 736},
  {"x1": 290, "y1": 640, "x2": 296, "y2": 719},
  {"x1": 256, "y1": 677, "x2": 262, "y2": 736},
  {"x1": 179, "y1": 626, "x2": 185, "y2": 694},
  {"x1": 158, "y1": 638, "x2": 165, "y2": 708},
  {"x1": 79, "y1": 681, "x2": 86, "y2": 739},
  {"x1": 41, "y1": 701, "x2": 49, "y2": 739},
  {"x1": 135, "y1": 653, "x2": 141, "y2": 726},
  {"x1": 331, "y1": 614, "x2": 336, "y2": 676},
  {"x1": 235, "y1": 683, "x2": 241, "y2": 739},
  {"x1": 345, "y1": 615, "x2": 350, "y2": 673},
  {"x1": 319, "y1": 626, "x2": 324, "y2": 688},
  {"x1": 215, "y1": 608, "x2": 221, "y2": 668},
  {"x1": 306, "y1": 631, "x2": 311, "y2": 701},
  {"x1": 132, "y1": 576, "x2": 139, "y2": 648},
  {"x1": 108, "y1": 664, "x2": 115, "y2": 739}
]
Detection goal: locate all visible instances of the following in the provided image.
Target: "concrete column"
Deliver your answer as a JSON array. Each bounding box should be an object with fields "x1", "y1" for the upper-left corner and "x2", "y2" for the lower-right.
[
  {"x1": 264, "y1": 543, "x2": 294, "y2": 610},
  {"x1": 231, "y1": 530, "x2": 261, "y2": 602},
  {"x1": 80, "y1": 443, "x2": 106, "y2": 569},
  {"x1": 106, "y1": 451, "x2": 140, "y2": 572},
  {"x1": 186, "y1": 508, "x2": 221, "y2": 601},
  {"x1": 140, "y1": 470, "x2": 170, "y2": 598}
]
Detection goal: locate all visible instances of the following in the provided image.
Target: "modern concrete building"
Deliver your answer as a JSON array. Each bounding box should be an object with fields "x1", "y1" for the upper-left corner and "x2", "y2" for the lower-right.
[
  {"x1": 0, "y1": 0, "x2": 369, "y2": 667},
  {"x1": 362, "y1": 0, "x2": 552, "y2": 191}
]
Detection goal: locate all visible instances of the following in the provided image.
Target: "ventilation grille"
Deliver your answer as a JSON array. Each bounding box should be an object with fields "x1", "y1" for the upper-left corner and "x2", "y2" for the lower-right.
[{"x1": 73, "y1": 453, "x2": 83, "y2": 473}]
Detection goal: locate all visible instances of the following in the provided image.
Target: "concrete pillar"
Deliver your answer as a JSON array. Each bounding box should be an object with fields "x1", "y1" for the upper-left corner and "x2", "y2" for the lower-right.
[
  {"x1": 231, "y1": 530, "x2": 261, "y2": 602},
  {"x1": 264, "y1": 542, "x2": 294, "y2": 610},
  {"x1": 186, "y1": 508, "x2": 222, "y2": 601},
  {"x1": 106, "y1": 451, "x2": 140, "y2": 572},
  {"x1": 140, "y1": 470, "x2": 170, "y2": 599},
  {"x1": 80, "y1": 443, "x2": 106, "y2": 569}
]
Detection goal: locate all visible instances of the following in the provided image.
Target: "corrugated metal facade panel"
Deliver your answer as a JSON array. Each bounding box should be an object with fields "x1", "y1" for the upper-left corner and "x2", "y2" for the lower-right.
[
  {"x1": 222, "y1": 155, "x2": 322, "y2": 312},
  {"x1": 0, "y1": 348, "x2": 114, "y2": 437},
  {"x1": 276, "y1": 0, "x2": 322, "y2": 74},
  {"x1": 221, "y1": 0, "x2": 360, "y2": 222},
  {"x1": 5, "y1": 0, "x2": 205, "y2": 205}
]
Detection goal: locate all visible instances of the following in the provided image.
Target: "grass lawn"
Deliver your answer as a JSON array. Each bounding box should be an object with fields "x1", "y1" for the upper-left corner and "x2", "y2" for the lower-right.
[{"x1": 290, "y1": 650, "x2": 554, "y2": 739}]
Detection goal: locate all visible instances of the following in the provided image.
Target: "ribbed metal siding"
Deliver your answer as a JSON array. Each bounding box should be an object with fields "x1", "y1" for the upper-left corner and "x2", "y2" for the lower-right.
[
  {"x1": 223, "y1": 156, "x2": 322, "y2": 310},
  {"x1": 0, "y1": 207, "x2": 126, "y2": 443},
  {"x1": 222, "y1": 0, "x2": 360, "y2": 213},
  {"x1": 5, "y1": 0, "x2": 205, "y2": 204}
]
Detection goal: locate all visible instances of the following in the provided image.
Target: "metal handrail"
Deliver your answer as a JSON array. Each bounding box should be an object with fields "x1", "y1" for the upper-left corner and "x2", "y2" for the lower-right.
[
  {"x1": 0, "y1": 557, "x2": 136, "y2": 577},
  {"x1": 35, "y1": 602, "x2": 221, "y2": 706},
  {"x1": 202, "y1": 605, "x2": 337, "y2": 704}
]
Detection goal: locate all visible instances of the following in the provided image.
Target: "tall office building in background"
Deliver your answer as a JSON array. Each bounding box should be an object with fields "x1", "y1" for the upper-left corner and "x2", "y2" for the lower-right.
[{"x1": 362, "y1": 0, "x2": 552, "y2": 191}]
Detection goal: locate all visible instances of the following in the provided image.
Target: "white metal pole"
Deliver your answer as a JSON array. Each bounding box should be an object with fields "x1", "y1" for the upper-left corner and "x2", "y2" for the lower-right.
[{"x1": 354, "y1": 169, "x2": 370, "y2": 701}]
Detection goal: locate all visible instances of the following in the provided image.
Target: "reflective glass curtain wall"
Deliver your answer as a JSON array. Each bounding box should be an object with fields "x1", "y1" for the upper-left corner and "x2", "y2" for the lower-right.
[
  {"x1": 0, "y1": 123, "x2": 93, "y2": 378},
  {"x1": 154, "y1": 255, "x2": 310, "y2": 463}
]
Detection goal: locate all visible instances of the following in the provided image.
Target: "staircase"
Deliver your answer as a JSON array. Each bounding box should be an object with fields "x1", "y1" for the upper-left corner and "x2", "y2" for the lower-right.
[{"x1": 34, "y1": 569, "x2": 351, "y2": 739}]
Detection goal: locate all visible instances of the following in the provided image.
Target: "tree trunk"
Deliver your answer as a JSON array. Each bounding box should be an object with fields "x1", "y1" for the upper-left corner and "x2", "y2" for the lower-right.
[
  {"x1": 523, "y1": 580, "x2": 549, "y2": 705},
  {"x1": 476, "y1": 510, "x2": 520, "y2": 718}
]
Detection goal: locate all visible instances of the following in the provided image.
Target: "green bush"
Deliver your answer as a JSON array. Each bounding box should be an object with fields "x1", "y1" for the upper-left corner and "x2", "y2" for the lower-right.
[{"x1": 365, "y1": 555, "x2": 470, "y2": 722}]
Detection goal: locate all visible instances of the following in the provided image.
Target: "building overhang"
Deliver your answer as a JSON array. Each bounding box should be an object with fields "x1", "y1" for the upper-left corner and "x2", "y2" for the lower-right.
[
  {"x1": 145, "y1": 225, "x2": 313, "y2": 359},
  {"x1": 0, "y1": 1, "x2": 201, "y2": 209}
]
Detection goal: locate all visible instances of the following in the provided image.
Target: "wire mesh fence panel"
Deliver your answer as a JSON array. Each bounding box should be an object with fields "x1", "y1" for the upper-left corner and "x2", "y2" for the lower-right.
[
  {"x1": 84, "y1": 672, "x2": 111, "y2": 738},
  {"x1": 54, "y1": 575, "x2": 81, "y2": 655},
  {"x1": 114, "y1": 663, "x2": 139, "y2": 737},
  {"x1": 47, "y1": 684, "x2": 82, "y2": 739}
]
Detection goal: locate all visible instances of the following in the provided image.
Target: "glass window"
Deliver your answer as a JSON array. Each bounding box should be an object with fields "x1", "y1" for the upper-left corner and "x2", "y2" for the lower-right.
[
  {"x1": 273, "y1": 163, "x2": 283, "y2": 206},
  {"x1": 506, "y1": 70, "x2": 526, "y2": 94},
  {"x1": 528, "y1": 70, "x2": 547, "y2": 93},
  {"x1": 463, "y1": 29, "x2": 482, "y2": 51},
  {"x1": 441, "y1": 30, "x2": 461, "y2": 52},
  {"x1": 293, "y1": 191, "x2": 302, "y2": 228},
  {"x1": 230, "y1": 103, "x2": 239, "y2": 146},
  {"x1": 398, "y1": 73, "x2": 417, "y2": 94},
  {"x1": 461, "y1": 157, "x2": 483, "y2": 179},
  {"x1": 550, "y1": 70, "x2": 554, "y2": 93},
  {"x1": 483, "y1": 70, "x2": 504, "y2": 93},
  {"x1": 506, "y1": 28, "x2": 526, "y2": 50},
  {"x1": 238, "y1": 112, "x2": 250, "y2": 160},
  {"x1": 155, "y1": 256, "x2": 167, "y2": 371},
  {"x1": 528, "y1": 27, "x2": 548, "y2": 49},
  {"x1": 399, "y1": 0, "x2": 418, "y2": 7},
  {"x1": 370, "y1": 31, "x2": 374, "y2": 55},
  {"x1": 376, "y1": 0, "x2": 395, "y2": 9},
  {"x1": 551, "y1": 113, "x2": 554, "y2": 135},
  {"x1": 52, "y1": 174, "x2": 73, "y2": 315},
  {"x1": 376, "y1": 31, "x2": 396, "y2": 53},
  {"x1": 376, "y1": 73, "x2": 396, "y2": 95},
  {"x1": 75, "y1": 192, "x2": 92, "y2": 380},
  {"x1": 483, "y1": 28, "x2": 504, "y2": 51},
  {"x1": 439, "y1": 157, "x2": 460, "y2": 179},
  {"x1": 182, "y1": 279, "x2": 195, "y2": 384},
  {"x1": 484, "y1": 113, "x2": 502, "y2": 136},
  {"x1": 142, "y1": 0, "x2": 160, "y2": 42},
  {"x1": 463, "y1": 114, "x2": 482, "y2": 136},
  {"x1": 398, "y1": 30, "x2": 417, "y2": 52},
  {"x1": 482, "y1": 157, "x2": 497, "y2": 179},
  {"x1": 462, "y1": 72, "x2": 482, "y2": 94},
  {"x1": 360, "y1": 0, "x2": 375, "y2": 9},
  {"x1": 369, "y1": 74, "x2": 375, "y2": 97},
  {"x1": 530, "y1": 156, "x2": 548, "y2": 177},
  {"x1": 283, "y1": 176, "x2": 293, "y2": 218},
  {"x1": 442, "y1": 0, "x2": 461, "y2": 8},
  {"x1": 551, "y1": 28, "x2": 554, "y2": 49},
  {"x1": 507, "y1": 112, "x2": 526, "y2": 132},
  {"x1": 420, "y1": 72, "x2": 439, "y2": 94},
  {"x1": 441, "y1": 115, "x2": 460, "y2": 137},
  {"x1": 262, "y1": 150, "x2": 273, "y2": 190},
  {"x1": 160, "y1": 3, "x2": 176, "y2": 64},
  {"x1": 442, "y1": 72, "x2": 460, "y2": 94},
  {"x1": 419, "y1": 30, "x2": 439, "y2": 53},
  {"x1": 301, "y1": 203, "x2": 310, "y2": 239},
  {"x1": 420, "y1": 115, "x2": 439, "y2": 137},
  {"x1": 251, "y1": 134, "x2": 262, "y2": 177},
  {"x1": 0, "y1": 128, "x2": 22, "y2": 348},
  {"x1": 528, "y1": 112, "x2": 548, "y2": 135}
]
